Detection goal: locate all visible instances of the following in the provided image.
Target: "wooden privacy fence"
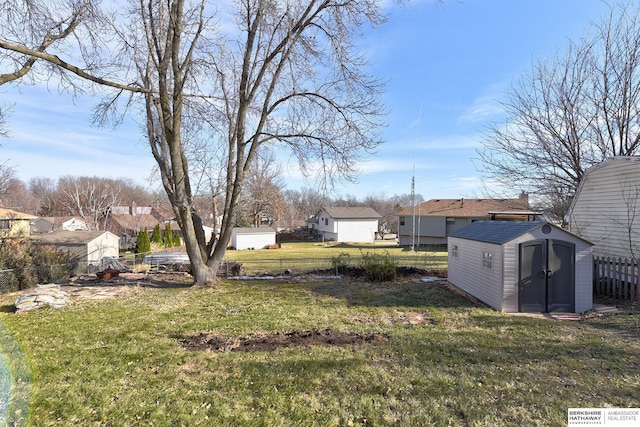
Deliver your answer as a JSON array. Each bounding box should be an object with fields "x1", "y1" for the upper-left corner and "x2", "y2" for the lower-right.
[{"x1": 593, "y1": 256, "x2": 638, "y2": 302}]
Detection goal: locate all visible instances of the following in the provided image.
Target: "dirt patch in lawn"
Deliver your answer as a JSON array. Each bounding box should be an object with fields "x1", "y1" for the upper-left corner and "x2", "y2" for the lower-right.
[{"x1": 179, "y1": 329, "x2": 390, "y2": 352}]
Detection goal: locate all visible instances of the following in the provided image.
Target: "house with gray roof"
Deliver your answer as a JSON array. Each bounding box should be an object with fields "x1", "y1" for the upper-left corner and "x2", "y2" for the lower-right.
[
  {"x1": 447, "y1": 221, "x2": 592, "y2": 314},
  {"x1": 315, "y1": 206, "x2": 381, "y2": 243}
]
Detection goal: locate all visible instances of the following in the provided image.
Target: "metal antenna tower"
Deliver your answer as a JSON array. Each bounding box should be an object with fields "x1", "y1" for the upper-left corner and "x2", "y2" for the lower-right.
[{"x1": 410, "y1": 103, "x2": 422, "y2": 252}]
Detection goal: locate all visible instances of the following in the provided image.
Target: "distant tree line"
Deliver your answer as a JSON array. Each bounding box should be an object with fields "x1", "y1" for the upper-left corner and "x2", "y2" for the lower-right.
[{"x1": 0, "y1": 167, "x2": 422, "y2": 235}]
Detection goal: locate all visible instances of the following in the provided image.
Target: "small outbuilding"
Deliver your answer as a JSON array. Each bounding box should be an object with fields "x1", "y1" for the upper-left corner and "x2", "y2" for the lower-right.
[
  {"x1": 447, "y1": 221, "x2": 593, "y2": 314},
  {"x1": 33, "y1": 230, "x2": 120, "y2": 271},
  {"x1": 230, "y1": 227, "x2": 276, "y2": 250}
]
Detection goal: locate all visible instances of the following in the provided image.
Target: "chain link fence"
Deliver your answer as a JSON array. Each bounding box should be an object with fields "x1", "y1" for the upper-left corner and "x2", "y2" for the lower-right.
[
  {"x1": 220, "y1": 254, "x2": 446, "y2": 277},
  {"x1": 0, "y1": 264, "x2": 76, "y2": 294},
  {"x1": 0, "y1": 252, "x2": 447, "y2": 293}
]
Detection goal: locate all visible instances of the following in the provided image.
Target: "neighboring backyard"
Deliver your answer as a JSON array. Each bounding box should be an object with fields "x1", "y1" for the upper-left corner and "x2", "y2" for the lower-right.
[
  {"x1": 0, "y1": 274, "x2": 638, "y2": 426},
  {"x1": 217, "y1": 241, "x2": 448, "y2": 276}
]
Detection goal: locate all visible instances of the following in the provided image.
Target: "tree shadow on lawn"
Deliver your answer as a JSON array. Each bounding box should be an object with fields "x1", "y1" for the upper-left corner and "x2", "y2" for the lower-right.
[
  {"x1": 307, "y1": 279, "x2": 479, "y2": 309},
  {"x1": 581, "y1": 311, "x2": 640, "y2": 343}
]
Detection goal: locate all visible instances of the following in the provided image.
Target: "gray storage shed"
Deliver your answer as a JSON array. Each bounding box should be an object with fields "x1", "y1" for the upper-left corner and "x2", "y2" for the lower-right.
[{"x1": 447, "y1": 221, "x2": 593, "y2": 313}]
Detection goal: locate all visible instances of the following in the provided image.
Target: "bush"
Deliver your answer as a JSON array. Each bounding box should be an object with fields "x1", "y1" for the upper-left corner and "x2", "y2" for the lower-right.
[
  {"x1": 0, "y1": 239, "x2": 75, "y2": 291},
  {"x1": 331, "y1": 252, "x2": 351, "y2": 275},
  {"x1": 136, "y1": 228, "x2": 151, "y2": 254},
  {"x1": 361, "y1": 251, "x2": 396, "y2": 282},
  {"x1": 163, "y1": 224, "x2": 174, "y2": 248},
  {"x1": 151, "y1": 224, "x2": 163, "y2": 245}
]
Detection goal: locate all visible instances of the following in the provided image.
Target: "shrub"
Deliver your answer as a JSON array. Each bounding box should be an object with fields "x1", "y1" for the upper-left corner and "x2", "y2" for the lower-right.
[
  {"x1": 361, "y1": 251, "x2": 396, "y2": 282},
  {"x1": 163, "y1": 224, "x2": 174, "y2": 248},
  {"x1": 136, "y1": 228, "x2": 151, "y2": 254},
  {"x1": 0, "y1": 239, "x2": 75, "y2": 291},
  {"x1": 151, "y1": 224, "x2": 163, "y2": 245},
  {"x1": 331, "y1": 252, "x2": 351, "y2": 275}
]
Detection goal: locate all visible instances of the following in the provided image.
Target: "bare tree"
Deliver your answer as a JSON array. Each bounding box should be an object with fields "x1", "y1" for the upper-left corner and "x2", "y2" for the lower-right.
[
  {"x1": 0, "y1": 160, "x2": 16, "y2": 205},
  {"x1": 29, "y1": 177, "x2": 58, "y2": 216},
  {"x1": 237, "y1": 150, "x2": 286, "y2": 227},
  {"x1": 57, "y1": 176, "x2": 123, "y2": 230},
  {"x1": 2, "y1": 178, "x2": 37, "y2": 213},
  {"x1": 477, "y1": 1, "x2": 640, "y2": 219},
  {"x1": 0, "y1": 0, "x2": 386, "y2": 285},
  {"x1": 283, "y1": 187, "x2": 331, "y2": 220}
]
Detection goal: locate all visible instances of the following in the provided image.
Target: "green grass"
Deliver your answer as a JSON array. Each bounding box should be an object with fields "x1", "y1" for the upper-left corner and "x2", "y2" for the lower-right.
[
  {"x1": 0, "y1": 279, "x2": 638, "y2": 426},
  {"x1": 223, "y1": 241, "x2": 448, "y2": 275}
]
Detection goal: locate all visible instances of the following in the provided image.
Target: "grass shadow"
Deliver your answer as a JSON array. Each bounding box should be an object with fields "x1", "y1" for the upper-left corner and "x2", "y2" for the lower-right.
[{"x1": 307, "y1": 279, "x2": 478, "y2": 309}]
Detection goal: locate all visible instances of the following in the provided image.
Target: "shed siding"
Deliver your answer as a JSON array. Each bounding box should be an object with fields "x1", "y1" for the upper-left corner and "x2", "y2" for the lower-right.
[
  {"x1": 448, "y1": 237, "x2": 504, "y2": 310},
  {"x1": 87, "y1": 235, "x2": 119, "y2": 264},
  {"x1": 569, "y1": 158, "x2": 640, "y2": 259},
  {"x1": 501, "y1": 240, "x2": 519, "y2": 312}
]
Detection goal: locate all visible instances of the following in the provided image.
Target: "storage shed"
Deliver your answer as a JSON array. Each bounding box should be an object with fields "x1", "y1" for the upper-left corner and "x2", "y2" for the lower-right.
[
  {"x1": 230, "y1": 227, "x2": 276, "y2": 250},
  {"x1": 33, "y1": 231, "x2": 120, "y2": 271},
  {"x1": 447, "y1": 221, "x2": 593, "y2": 313}
]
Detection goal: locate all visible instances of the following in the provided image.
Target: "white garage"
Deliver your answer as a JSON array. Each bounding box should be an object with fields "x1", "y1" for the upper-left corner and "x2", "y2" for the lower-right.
[{"x1": 230, "y1": 227, "x2": 276, "y2": 250}]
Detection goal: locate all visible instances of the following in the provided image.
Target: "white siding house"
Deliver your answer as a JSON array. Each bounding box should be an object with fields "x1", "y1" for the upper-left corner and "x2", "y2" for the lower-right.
[
  {"x1": 567, "y1": 156, "x2": 640, "y2": 259},
  {"x1": 230, "y1": 227, "x2": 276, "y2": 250},
  {"x1": 316, "y1": 207, "x2": 380, "y2": 243},
  {"x1": 448, "y1": 221, "x2": 592, "y2": 314}
]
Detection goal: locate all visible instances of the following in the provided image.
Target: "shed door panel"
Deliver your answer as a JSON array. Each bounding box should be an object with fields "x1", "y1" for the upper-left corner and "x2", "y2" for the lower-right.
[
  {"x1": 519, "y1": 239, "x2": 576, "y2": 313},
  {"x1": 519, "y1": 240, "x2": 547, "y2": 312},
  {"x1": 547, "y1": 240, "x2": 575, "y2": 313}
]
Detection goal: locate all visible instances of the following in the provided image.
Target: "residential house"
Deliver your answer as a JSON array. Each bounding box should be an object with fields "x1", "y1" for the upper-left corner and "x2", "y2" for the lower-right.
[
  {"x1": 567, "y1": 156, "x2": 640, "y2": 259},
  {"x1": 33, "y1": 230, "x2": 120, "y2": 271},
  {"x1": 314, "y1": 207, "x2": 381, "y2": 243},
  {"x1": 31, "y1": 216, "x2": 90, "y2": 234},
  {"x1": 105, "y1": 205, "x2": 178, "y2": 249},
  {"x1": 448, "y1": 221, "x2": 593, "y2": 314},
  {"x1": 230, "y1": 227, "x2": 276, "y2": 250},
  {"x1": 0, "y1": 207, "x2": 37, "y2": 238},
  {"x1": 397, "y1": 196, "x2": 536, "y2": 246}
]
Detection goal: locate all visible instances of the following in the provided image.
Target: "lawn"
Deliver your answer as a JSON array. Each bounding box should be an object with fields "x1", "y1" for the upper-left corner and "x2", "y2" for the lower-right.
[
  {"x1": 0, "y1": 277, "x2": 639, "y2": 426},
  {"x1": 222, "y1": 241, "x2": 448, "y2": 275}
]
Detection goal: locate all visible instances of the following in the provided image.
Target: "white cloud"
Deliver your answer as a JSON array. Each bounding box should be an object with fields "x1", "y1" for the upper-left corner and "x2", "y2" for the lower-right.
[{"x1": 457, "y1": 95, "x2": 505, "y2": 124}]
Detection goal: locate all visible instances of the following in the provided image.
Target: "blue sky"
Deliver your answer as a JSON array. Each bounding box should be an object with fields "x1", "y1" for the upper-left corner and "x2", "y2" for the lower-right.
[{"x1": 1, "y1": 0, "x2": 614, "y2": 200}]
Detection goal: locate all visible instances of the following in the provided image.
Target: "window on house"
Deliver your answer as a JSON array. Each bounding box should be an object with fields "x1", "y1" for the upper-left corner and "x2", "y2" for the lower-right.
[
  {"x1": 0, "y1": 220, "x2": 10, "y2": 230},
  {"x1": 482, "y1": 251, "x2": 493, "y2": 269},
  {"x1": 325, "y1": 218, "x2": 328, "y2": 226},
  {"x1": 451, "y1": 245, "x2": 458, "y2": 257},
  {"x1": 446, "y1": 217, "x2": 455, "y2": 225},
  {"x1": 399, "y1": 217, "x2": 405, "y2": 226}
]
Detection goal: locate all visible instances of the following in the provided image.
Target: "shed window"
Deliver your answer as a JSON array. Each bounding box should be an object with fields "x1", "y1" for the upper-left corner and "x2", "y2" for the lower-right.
[
  {"x1": 399, "y1": 217, "x2": 405, "y2": 226},
  {"x1": 482, "y1": 251, "x2": 493, "y2": 269},
  {"x1": 0, "y1": 220, "x2": 10, "y2": 230},
  {"x1": 451, "y1": 245, "x2": 458, "y2": 257}
]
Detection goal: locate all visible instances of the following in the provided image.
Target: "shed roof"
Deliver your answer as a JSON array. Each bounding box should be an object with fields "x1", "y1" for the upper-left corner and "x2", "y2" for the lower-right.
[
  {"x1": 321, "y1": 206, "x2": 381, "y2": 219},
  {"x1": 448, "y1": 221, "x2": 592, "y2": 245},
  {"x1": 0, "y1": 207, "x2": 37, "y2": 220},
  {"x1": 398, "y1": 198, "x2": 531, "y2": 217},
  {"x1": 448, "y1": 221, "x2": 545, "y2": 244},
  {"x1": 566, "y1": 156, "x2": 640, "y2": 218},
  {"x1": 33, "y1": 230, "x2": 118, "y2": 245},
  {"x1": 233, "y1": 227, "x2": 276, "y2": 234}
]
